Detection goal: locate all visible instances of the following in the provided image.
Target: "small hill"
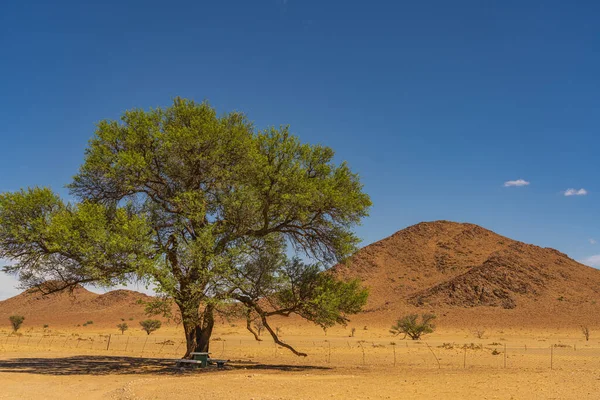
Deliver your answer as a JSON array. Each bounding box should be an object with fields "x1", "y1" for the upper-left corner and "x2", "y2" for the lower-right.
[
  {"x1": 0, "y1": 284, "x2": 157, "y2": 328},
  {"x1": 2, "y1": 221, "x2": 599, "y2": 330},
  {"x1": 333, "y1": 221, "x2": 600, "y2": 328}
]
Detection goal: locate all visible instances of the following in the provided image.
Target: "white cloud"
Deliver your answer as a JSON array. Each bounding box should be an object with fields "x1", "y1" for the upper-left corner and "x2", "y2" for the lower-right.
[
  {"x1": 581, "y1": 255, "x2": 600, "y2": 268},
  {"x1": 590, "y1": 239, "x2": 597, "y2": 245},
  {"x1": 563, "y1": 188, "x2": 588, "y2": 196},
  {"x1": 504, "y1": 179, "x2": 530, "y2": 187}
]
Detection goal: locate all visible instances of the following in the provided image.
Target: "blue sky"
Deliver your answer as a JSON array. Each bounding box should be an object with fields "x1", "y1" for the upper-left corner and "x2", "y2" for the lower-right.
[{"x1": 1, "y1": 0, "x2": 599, "y2": 298}]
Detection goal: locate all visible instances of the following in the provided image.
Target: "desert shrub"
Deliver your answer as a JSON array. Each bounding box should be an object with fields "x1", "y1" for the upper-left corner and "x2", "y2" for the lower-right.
[
  {"x1": 117, "y1": 323, "x2": 129, "y2": 334},
  {"x1": 474, "y1": 328, "x2": 485, "y2": 339},
  {"x1": 581, "y1": 325, "x2": 590, "y2": 341},
  {"x1": 83, "y1": 320, "x2": 94, "y2": 326},
  {"x1": 553, "y1": 343, "x2": 571, "y2": 348},
  {"x1": 390, "y1": 313, "x2": 436, "y2": 340},
  {"x1": 462, "y1": 343, "x2": 483, "y2": 350},
  {"x1": 139, "y1": 319, "x2": 162, "y2": 335},
  {"x1": 9, "y1": 315, "x2": 25, "y2": 332},
  {"x1": 43, "y1": 324, "x2": 49, "y2": 329},
  {"x1": 350, "y1": 327, "x2": 356, "y2": 337},
  {"x1": 491, "y1": 349, "x2": 501, "y2": 355}
]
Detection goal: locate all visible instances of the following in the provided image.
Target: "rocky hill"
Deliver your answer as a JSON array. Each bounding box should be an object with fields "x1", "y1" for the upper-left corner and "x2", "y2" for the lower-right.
[
  {"x1": 333, "y1": 221, "x2": 600, "y2": 328},
  {"x1": 2, "y1": 220, "x2": 599, "y2": 330}
]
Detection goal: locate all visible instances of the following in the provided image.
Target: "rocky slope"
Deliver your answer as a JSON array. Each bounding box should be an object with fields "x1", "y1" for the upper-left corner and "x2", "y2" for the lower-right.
[{"x1": 333, "y1": 221, "x2": 600, "y2": 327}]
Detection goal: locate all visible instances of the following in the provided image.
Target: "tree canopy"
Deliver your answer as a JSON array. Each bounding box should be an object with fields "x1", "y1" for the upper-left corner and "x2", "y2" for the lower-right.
[{"x1": 0, "y1": 98, "x2": 371, "y2": 356}]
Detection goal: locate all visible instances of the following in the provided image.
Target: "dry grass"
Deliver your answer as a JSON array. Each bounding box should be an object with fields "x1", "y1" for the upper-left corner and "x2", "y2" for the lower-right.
[{"x1": 1, "y1": 324, "x2": 600, "y2": 399}]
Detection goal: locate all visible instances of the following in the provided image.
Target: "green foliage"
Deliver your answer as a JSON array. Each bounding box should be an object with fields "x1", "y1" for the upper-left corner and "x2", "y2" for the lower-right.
[
  {"x1": 0, "y1": 98, "x2": 371, "y2": 356},
  {"x1": 274, "y1": 259, "x2": 368, "y2": 329},
  {"x1": 390, "y1": 313, "x2": 436, "y2": 340},
  {"x1": 9, "y1": 315, "x2": 25, "y2": 332},
  {"x1": 0, "y1": 188, "x2": 153, "y2": 292},
  {"x1": 117, "y1": 322, "x2": 129, "y2": 334},
  {"x1": 139, "y1": 319, "x2": 162, "y2": 335},
  {"x1": 83, "y1": 320, "x2": 94, "y2": 326}
]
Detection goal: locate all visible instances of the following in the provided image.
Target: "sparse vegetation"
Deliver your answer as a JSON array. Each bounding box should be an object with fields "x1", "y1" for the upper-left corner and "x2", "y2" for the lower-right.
[
  {"x1": 390, "y1": 313, "x2": 436, "y2": 340},
  {"x1": 82, "y1": 320, "x2": 94, "y2": 327},
  {"x1": 9, "y1": 315, "x2": 25, "y2": 332},
  {"x1": 474, "y1": 328, "x2": 485, "y2": 339},
  {"x1": 581, "y1": 325, "x2": 590, "y2": 341},
  {"x1": 140, "y1": 319, "x2": 162, "y2": 335},
  {"x1": 117, "y1": 323, "x2": 129, "y2": 334},
  {"x1": 350, "y1": 327, "x2": 356, "y2": 337}
]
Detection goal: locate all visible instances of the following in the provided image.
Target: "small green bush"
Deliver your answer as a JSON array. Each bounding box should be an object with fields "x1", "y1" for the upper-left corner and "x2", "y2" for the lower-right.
[
  {"x1": 117, "y1": 323, "x2": 129, "y2": 334},
  {"x1": 139, "y1": 319, "x2": 161, "y2": 335},
  {"x1": 9, "y1": 315, "x2": 25, "y2": 332},
  {"x1": 390, "y1": 313, "x2": 436, "y2": 340}
]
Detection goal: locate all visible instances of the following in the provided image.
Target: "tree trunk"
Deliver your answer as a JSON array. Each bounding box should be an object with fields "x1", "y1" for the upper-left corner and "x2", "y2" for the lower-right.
[{"x1": 179, "y1": 302, "x2": 215, "y2": 358}]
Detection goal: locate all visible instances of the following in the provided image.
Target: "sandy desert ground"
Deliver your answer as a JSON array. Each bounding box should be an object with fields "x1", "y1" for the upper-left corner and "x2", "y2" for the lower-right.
[{"x1": 1, "y1": 324, "x2": 600, "y2": 399}]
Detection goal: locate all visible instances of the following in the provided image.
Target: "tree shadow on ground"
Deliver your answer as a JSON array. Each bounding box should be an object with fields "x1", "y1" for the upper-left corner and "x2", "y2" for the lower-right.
[{"x1": 0, "y1": 356, "x2": 331, "y2": 376}]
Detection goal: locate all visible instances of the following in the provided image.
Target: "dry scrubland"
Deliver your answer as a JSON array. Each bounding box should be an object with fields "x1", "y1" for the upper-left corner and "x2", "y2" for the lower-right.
[
  {"x1": 3, "y1": 222, "x2": 600, "y2": 398},
  {"x1": 1, "y1": 323, "x2": 600, "y2": 399}
]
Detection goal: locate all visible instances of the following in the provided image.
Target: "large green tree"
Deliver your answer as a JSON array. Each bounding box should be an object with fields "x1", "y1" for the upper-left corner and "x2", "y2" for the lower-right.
[{"x1": 0, "y1": 98, "x2": 371, "y2": 357}]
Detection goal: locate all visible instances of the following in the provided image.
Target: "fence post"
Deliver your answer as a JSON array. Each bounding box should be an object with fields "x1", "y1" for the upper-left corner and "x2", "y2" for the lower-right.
[
  {"x1": 425, "y1": 342, "x2": 441, "y2": 369},
  {"x1": 174, "y1": 339, "x2": 184, "y2": 356},
  {"x1": 358, "y1": 341, "x2": 365, "y2": 365},
  {"x1": 141, "y1": 336, "x2": 149, "y2": 356},
  {"x1": 463, "y1": 347, "x2": 467, "y2": 369},
  {"x1": 504, "y1": 344, "x2": 506, "y2": 368},
  {"x1": 550, "y1": 345, "x2": 553, "y2": 370},
  {"x1": 106, "y1": 334, "x2": 112, "y2": 351}
]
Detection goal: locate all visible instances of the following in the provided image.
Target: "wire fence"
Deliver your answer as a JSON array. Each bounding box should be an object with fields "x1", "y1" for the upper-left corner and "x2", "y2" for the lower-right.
[{"x1": 1, "y1": 332, "x2": 599, "y2": 371}]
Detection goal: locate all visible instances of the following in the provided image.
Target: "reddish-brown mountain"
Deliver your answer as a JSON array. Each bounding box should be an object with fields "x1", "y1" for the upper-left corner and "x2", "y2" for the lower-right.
[
  {"x1": 2, "y1": 221, "x2": 599, "y2": 330},
  {"x1": 0, "y1": 284, "x2": 156, "y2": 328},
  {"x1": 333, "y1": 221, "x2": 600, "y2": 328}
]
